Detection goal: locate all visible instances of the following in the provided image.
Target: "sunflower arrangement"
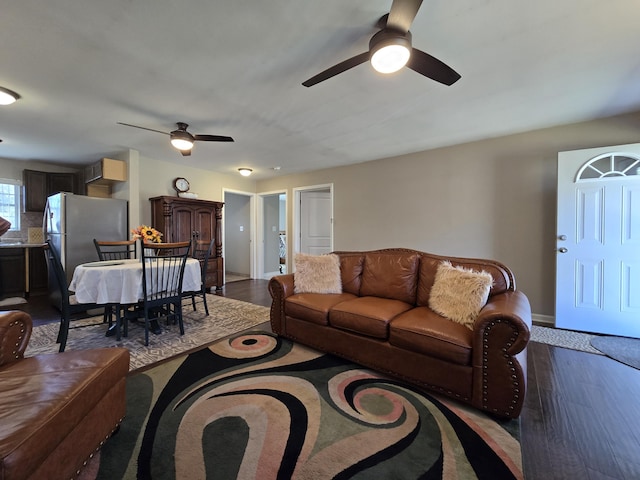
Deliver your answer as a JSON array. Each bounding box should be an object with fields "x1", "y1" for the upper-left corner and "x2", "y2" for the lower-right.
[{"x1": 131, "y1": 225, "x2": 163, "y2": 243}]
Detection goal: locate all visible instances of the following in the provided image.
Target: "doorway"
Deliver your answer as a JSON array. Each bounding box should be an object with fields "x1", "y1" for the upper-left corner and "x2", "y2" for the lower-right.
[
  {"x1": 556, "y1": 143, "x2": 640, "y2": 338},
  {"x1": 257, "y1": 191, "x2": 287, "y2": 279},
  {"x1": 223, "y1": 190, "x2": 255, "y2": 283}
]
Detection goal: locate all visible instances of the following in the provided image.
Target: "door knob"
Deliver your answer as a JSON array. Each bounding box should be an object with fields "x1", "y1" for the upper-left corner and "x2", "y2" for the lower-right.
[
  {"x1": 558, "y1": 247, "x2": 568, "y2": 253},
  {"x1": 558, "y1": 235, "x2": 567, "y2": 241}
]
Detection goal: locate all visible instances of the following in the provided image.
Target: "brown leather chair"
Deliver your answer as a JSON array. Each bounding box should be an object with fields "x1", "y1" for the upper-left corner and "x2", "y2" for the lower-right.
[{"x1": 0, "y1": 310, "x2": 129, "y2": 479}]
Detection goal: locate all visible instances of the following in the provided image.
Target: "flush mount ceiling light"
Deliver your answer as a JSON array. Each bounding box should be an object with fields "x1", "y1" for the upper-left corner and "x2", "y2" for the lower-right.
[
  {"x1": 369, "y1": 30, "x2": 412, "y2": 74},
  {"x1": 238, "y1": 168, "x2": 253, "y2": 177},
  {"x1": 0, "y1": 87, "x2": 20, "y2": 106}
]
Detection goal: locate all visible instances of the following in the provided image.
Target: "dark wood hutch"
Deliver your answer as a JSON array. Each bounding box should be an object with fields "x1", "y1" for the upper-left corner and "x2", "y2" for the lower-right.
[{"x1": 150, "y1": 196, "x2": 224, "y2": 290}]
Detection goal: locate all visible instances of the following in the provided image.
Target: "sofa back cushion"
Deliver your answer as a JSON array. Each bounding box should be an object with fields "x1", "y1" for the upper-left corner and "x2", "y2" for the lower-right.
[
  {"x1": 416, "y1": 254, "x2": 514, "y2": 307},
  {"x1": 338, "y1": 254, "x2": 365, "y2": 295},
  {"x1": 360, "y1": 253, "x2": 419, "y2": 304}
]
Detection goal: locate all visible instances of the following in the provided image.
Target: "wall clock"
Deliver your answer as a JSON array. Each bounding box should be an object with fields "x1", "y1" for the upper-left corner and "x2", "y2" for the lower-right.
[{"x1": 173, "y1": 177, "x2": 190, "y2": 193}]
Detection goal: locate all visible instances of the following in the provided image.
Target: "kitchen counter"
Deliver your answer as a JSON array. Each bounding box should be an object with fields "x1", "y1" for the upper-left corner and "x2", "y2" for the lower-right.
[{"x1": 0, "y1": 242, "x2": 46, "y2": 248}]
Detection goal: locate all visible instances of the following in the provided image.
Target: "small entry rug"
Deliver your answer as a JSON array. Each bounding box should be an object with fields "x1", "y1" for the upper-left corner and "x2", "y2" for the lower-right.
[
  {"x1": 83, "y1": 332, "x2": 522, "y2": 480},
  {"x1": 530, "y1": 325, "x2": 602, "y2": 354},
  {"x1": 590, "y1": 335, "x2": 640, "y2": 370}
]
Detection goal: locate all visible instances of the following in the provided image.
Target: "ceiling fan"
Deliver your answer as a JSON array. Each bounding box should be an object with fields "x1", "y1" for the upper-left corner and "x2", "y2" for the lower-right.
[
  {"x1": 117, "y1": 121, "x2": 234, "y2": 156},
  {"x1": 302, "y1": 0, "x2": 460, "y2": 87}
]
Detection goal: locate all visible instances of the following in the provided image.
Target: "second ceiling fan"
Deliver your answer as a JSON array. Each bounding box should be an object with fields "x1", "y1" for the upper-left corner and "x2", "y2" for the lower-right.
[
  {"x1": 118, "y1": 121, "x2": 234, "y2": 156},
  {"x1": 302, "y1": 0, "x2": 461, "y2": 88}
]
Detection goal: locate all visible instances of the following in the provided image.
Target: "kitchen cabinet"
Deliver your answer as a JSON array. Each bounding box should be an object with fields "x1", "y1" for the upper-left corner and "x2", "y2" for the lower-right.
[
  {"x1": 84, "y1": 158, "x2": 126, "y2": 184},
  {"x1": 0, "y1": 248, "x2": 26, "y2": 298},
  {"x1": 23, "y1": 170, "x2": 47, "y2": 212},
  {"x1": 85, "y1": 158, "x2": 127, "y2": 198},
  {"x1": 150, "y1": 196, "x2": 224, "y2": 289},
  {"x1": 0, "y1": 245, "x2": 48, "y2": 298},
  {"x1": 23, "y1": 169, "x2": 78, "y2": 212},
  {"x1": 28, "y1": 246, "x2": 48, "y2": 294}
]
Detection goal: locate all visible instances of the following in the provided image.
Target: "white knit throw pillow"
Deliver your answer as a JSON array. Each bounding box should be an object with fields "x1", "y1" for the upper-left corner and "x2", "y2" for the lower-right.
[
  {"x1": 428, "y1": 261, "x2": 493, "y2": 329},
  {"x1": 294, "y1": 253, "x2": 342, "y2": 294}
]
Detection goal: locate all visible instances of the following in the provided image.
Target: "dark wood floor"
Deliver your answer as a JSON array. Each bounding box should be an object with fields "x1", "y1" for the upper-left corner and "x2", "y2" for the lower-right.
[{"x1": 6, "y1": 280, "x2": 640, "y2": 479}]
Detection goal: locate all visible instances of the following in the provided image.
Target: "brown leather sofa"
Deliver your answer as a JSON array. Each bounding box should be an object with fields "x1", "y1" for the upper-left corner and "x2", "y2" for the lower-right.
[
  {"x1": 0, "y1": 310, "x2": 129, "y2": 480},
  {"x1": 269, "y1": 248, "x2": 531, "y2": 419}
]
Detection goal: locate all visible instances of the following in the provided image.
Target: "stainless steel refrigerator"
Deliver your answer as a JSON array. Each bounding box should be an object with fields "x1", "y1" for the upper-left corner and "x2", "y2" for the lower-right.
[{"x1": 44, "y1": 193, "x2": 129, "y2": 304}]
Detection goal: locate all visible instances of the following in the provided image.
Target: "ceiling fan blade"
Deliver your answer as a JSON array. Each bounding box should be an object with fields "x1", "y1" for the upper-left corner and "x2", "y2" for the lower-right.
[
  {"x1": 193, "y1": 134, "x2": 234, "y2": 142},
  {"x1": 117, "y1": 122, "x2": 168, "y2": 135},
  {"x1": 407, "y1": 48, "x2": 461, "y2": 86},
  {"x1": 302, "y1": 52, "x2": 370, "y2": 87},
  {"x1": 180, "y1": 149, "x2": 192, "y2": 157},
  {"x1": 387, "y1": 0, "x2": 423, "y2": 33}
]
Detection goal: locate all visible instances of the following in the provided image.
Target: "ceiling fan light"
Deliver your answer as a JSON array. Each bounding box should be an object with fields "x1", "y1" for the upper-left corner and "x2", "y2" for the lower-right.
[
  {"x1": 170, "y1": 138, "x2": 194, "y2": 150},
  {"x1": 170, "y1": 130, "x2": 194, "y2": 151},
  {"x1": 369, "y1": 31, "x2": 412, "y2": 74},
  {"x1": 371, "y1": 44, "x2": 411, "y2": 74},
  {"x1": 238, "y1": 168, "x2": 253, "y2": 177},
  {"x1": 0, "y1": 87, "x2": 20, "y2": 105}
]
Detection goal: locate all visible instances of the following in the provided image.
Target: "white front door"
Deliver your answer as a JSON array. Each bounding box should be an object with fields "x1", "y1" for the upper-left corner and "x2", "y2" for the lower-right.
[
  {"x1": 300, "y1": 190, "x2": 332, "y2": 255},
  {"x1": 556, "y1": 143, "x2": 640, "y2": 338}
]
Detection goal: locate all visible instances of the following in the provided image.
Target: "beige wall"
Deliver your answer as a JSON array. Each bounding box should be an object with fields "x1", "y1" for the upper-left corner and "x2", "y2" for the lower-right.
[
  {"x1": 257, "y1": 111, "x2": 640, "y2": 317},
  {"x1": 136, "y1": 156, "x2": 255, "y2": 225}
]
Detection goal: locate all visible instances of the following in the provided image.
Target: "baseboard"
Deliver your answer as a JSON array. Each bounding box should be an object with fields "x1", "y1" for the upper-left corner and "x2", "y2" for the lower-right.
[{"x1": 532, "y1": 313, "x2": 555, "y2": 326}]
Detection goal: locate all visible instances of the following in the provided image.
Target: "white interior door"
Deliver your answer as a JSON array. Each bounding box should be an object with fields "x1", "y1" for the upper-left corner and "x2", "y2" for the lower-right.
[
  {"x1": 300, "y1": 190, "x2": 332, "y2": 255},
  {"x1": 556, "y1": 143, "x2": 640, "y2": 338}
]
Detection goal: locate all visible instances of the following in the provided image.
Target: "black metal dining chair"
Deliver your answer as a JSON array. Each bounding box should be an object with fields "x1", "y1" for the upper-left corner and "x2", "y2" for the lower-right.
[
  {"x1": 93, "y1": 239, "x2": 137, "y2": 261},
  {"x1": 43, "y1": 241, "x2": 101, "y2": 352},
  {"x1": 182, "y1": 238, "x2": 214, "y2": 316},
  {"x1": 93, "y1": 238, "x2": 137, "y2": 328},
  {"x1": 138, "y1": 241, "x2": 191, "y2": 346}
]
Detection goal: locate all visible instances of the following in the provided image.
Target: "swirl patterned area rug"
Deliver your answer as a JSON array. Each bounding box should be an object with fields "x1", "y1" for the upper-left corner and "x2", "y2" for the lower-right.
[{"x1": 83, "y1": 332, "x2": 522, "y2": 480}]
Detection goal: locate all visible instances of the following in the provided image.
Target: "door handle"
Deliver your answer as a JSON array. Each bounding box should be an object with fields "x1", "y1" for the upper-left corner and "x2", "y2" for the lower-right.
[
  {"x1": 558, "y1": 247, "x2": 568, "y2": 253},
  {"x1": 558, "y1": 235, "x2": 567, "y2": 241}
]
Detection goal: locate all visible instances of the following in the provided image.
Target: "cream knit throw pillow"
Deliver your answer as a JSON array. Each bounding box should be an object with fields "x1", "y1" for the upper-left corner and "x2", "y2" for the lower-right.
[
  {"x1": 429, "y1": 261, "x2": 493, "y2": 329},
  {"x1": 294, "y1": 253, "x2": 342, "y2": 294}
]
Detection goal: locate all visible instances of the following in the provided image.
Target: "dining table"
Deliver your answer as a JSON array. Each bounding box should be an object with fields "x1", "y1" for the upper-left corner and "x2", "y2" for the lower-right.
[
  {"x1": 69, "y1": 258, "x2": 202, "y2": 305},
  {"x1": 69, "y1": 257, "x2": 202, "y2": 339}
]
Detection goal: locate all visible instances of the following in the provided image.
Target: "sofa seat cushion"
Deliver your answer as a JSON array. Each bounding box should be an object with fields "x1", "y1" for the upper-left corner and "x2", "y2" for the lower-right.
[
  {"x1": 389, "y1": 307, "x2": 473, "y2": 365},
  {"x1": 285, "y1": 293, "x2": 357, "y2": 325},
  {"x1": 329, "y1": 296, "x2": 413, "y2": 339},
  {"x1": 0, "y1": 348, "x2": 129, "y2": 480}
]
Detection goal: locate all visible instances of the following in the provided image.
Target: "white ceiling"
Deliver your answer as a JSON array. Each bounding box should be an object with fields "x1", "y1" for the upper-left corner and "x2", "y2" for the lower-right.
[{"x1": 1, "y1": 0, "x2": 639, "y2": 179}]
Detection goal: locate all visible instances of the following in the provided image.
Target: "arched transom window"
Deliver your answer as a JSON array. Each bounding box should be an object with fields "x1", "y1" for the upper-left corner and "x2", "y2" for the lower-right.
[{"x1": 576, "y1": 153, "x2": 640, "y2": 181}]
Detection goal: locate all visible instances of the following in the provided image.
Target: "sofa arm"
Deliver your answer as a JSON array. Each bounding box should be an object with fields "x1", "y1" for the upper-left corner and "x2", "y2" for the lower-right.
[
  {"x1": 471, "y1": 290, "x2": 532, "y2": 418},
  {"x1": 0, "y1": 310, "x2": 33, "y2": 367},
  {"x1": 268, "y1": 274, "x2": 295, "y2": 334}
]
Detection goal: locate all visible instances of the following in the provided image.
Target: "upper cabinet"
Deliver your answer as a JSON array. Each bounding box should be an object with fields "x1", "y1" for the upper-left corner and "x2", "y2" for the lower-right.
[
  {"x1": 85, "y1": 158, "x2": 126, "y2": 184},
  {"x1": 23, "y1": 169, "x2": 78, "y2": 212},
  {"x1": 85, "y1": 158, "x2": 126, "y2": 198}
]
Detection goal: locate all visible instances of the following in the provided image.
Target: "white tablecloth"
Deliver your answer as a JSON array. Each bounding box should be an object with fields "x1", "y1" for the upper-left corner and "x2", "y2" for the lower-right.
[{"x1": 69, "y1": 258, "x2": 202, "y2": 305}]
